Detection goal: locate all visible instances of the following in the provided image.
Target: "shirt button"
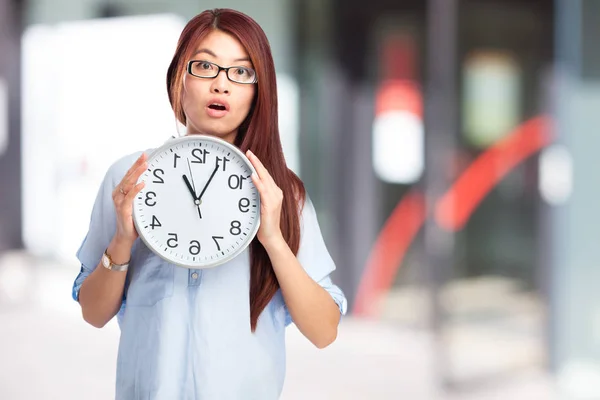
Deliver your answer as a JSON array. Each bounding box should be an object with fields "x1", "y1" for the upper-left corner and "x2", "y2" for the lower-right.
[{"x1": 191, "y1": 272, "x2": 199, "y2": 280}]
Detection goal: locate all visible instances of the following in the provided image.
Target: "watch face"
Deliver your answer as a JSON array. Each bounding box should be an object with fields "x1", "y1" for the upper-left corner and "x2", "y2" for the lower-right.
[
  {"x1": 133, "y1": 135, "x2": 260, "y2": 269},
  {"x1": 102, "y1": 253, "x2": 109, "y2": 268}
]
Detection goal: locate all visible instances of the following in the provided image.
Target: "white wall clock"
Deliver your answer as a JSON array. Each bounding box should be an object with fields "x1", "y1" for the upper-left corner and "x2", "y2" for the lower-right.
[{"x1": 133, "y1": 134, "x2": 260, "y2": 269}]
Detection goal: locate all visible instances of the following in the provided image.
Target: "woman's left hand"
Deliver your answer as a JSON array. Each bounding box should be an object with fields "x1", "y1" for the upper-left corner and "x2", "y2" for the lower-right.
[{"x1": 246, "y1": 150, "x2": 284, "y2": 247}]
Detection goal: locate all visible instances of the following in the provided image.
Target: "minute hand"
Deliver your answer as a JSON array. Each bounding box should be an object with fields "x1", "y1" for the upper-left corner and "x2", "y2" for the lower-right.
[{"x1": 198, "y1": 165, "x2": 219, "y2": 201}]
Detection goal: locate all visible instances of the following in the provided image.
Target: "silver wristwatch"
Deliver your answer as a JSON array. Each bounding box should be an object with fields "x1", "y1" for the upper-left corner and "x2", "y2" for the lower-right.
[{"x1": 101, "y1": 248, "x2": 130, "y2": 272}]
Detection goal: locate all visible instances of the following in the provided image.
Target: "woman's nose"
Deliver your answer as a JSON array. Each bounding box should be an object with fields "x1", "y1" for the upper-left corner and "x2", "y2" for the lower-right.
[{"x1": 210, "y1": 71, "x2": 230, "y2": 94}]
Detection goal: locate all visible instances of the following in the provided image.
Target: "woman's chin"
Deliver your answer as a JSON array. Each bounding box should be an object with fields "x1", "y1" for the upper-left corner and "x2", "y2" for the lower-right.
[{"x1": 186, "y1": 125, "x2": 238, "y2": 143}]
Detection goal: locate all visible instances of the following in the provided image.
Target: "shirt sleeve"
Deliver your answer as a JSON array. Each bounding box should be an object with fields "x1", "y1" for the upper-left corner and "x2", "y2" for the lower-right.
[
  {"x1": 71, "y1": 153, "x2": 143, "y2": 320},
  {"x1": 283, "y1": 195, "x2": 348, "y2": 326}
]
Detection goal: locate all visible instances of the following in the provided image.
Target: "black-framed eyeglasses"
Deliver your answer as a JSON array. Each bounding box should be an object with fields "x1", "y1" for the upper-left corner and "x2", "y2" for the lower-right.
[{"x1": 187, "y1": 60, "x2": 257, "y2": 84}]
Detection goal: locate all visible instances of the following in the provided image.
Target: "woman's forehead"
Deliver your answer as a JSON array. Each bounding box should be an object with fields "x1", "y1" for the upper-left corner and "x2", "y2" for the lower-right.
[{"x1": 192, "y1": 30, "x2": 250, "y2": 64}]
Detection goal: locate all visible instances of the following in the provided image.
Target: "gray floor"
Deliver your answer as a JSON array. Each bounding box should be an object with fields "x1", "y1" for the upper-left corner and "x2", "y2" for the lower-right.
[{"x1": 0, "y1": 251, "x2": 558, "y2": 399}]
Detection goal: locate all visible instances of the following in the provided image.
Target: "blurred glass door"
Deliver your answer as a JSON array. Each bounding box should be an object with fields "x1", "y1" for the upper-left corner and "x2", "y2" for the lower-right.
[
  {"x1": 438, "y1": 0, "x2": 554, "y2": 385},
  {"x1": 296, "y1": 0, "x2": 555, "y2": 390}
]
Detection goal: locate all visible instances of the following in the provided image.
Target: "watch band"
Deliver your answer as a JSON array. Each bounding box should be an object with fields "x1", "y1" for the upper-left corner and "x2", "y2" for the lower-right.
[{"x1": 101, "y1": 248, "x2": 130, "y2": 272}]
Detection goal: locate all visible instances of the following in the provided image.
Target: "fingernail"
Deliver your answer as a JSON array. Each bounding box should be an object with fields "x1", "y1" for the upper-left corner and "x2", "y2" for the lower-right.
[{"x1": 247, "y1": 150, "x2": 254, "y2": 157}]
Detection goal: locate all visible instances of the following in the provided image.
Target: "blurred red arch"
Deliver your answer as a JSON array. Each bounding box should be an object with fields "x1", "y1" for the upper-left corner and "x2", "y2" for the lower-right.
[{"x1": 353, "y1": 116, "x2": 553, "y2": 316}]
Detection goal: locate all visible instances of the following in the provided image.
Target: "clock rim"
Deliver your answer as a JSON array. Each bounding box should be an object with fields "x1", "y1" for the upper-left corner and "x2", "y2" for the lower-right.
[{"x1": 132, "y1": 134, "x2": 261, "y2": 270}]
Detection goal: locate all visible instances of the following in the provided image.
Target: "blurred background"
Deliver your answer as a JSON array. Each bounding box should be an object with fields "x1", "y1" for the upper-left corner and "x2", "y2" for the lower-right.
[{"x1": 1, "y1": 0, "x2": 599, "y2": 398}]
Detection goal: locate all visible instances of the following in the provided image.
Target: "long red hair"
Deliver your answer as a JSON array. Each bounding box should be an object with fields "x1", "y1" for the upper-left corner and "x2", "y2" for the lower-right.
[{"x1": 166, "y1": 9, "x2": 305, "y2": 331}]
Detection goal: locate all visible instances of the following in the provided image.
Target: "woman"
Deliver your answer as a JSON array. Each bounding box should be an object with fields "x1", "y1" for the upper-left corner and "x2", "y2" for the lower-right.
[{"x1": 71, "y1": 8, "x2": 346, "y2": 399}]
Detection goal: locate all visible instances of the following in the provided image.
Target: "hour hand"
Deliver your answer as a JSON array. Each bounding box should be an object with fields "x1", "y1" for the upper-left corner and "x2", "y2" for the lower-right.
[
  {"x1": 182, "y1": 174, "x2": 198, "y2": 201},
  {"x1": 183, "y1": 175, "x2": 202, "y2": 219}
]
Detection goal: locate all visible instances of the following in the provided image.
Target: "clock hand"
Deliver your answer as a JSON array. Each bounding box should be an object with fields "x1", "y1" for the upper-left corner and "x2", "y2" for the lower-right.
[
  {"x1": 186, "y1": 157, "x2": 204, "y2": 218},
  {"x1": 186, "y1": 157, "x2": 207, "y2": 219},
  {"x1": 182, "y1": 174, "x2": 203, "y2": 219},
  {"x1": 187, "y1": 158, "x2": 198, "y2": 194},
  {"x1": 182, "y1": 174, "x2": 198, "y2": 201},
  {"x1": 197, "y1": 164, "x2": 219, "y2": 201}
]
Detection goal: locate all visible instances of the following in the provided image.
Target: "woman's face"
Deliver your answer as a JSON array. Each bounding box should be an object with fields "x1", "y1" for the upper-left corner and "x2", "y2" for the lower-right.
[{"x1": 182, "y1": 30, "x2": 256, "y2": 144}]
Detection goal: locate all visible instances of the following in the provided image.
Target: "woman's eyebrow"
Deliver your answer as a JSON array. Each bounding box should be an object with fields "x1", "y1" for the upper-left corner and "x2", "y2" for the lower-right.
[
  {"x1": 193, "y1": 48, "x2": 250, "y2": 63},
  {"x1": 193, "y1": 48, "x2": 217, "y2": 57}
]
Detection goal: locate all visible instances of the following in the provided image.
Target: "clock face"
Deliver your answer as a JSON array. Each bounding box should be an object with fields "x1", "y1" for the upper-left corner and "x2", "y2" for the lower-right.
[{"x1": 133, "y1": 135, "x2": 260, "y2": 269}]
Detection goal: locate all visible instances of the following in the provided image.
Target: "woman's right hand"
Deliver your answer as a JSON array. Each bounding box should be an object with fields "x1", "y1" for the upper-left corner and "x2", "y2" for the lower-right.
[{"x1": 112, "y1": 153, "x2": 147, "y2": 245}]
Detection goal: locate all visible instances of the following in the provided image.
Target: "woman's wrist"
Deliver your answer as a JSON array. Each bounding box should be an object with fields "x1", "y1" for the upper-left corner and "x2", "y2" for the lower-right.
[{"x1": 108, "y1": 235, "x2": 135, "y2": 264}]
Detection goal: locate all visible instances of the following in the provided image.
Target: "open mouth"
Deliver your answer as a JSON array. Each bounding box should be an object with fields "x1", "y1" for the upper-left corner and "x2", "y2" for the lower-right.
[{"x1": 208, "y1": 104, "x2": 227, "y2": 111}]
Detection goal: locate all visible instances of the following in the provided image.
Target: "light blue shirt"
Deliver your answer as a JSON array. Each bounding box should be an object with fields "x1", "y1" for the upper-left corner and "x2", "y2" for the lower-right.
[{"x1": 72, "y1": 150, "x2": 347, "y2": 399}]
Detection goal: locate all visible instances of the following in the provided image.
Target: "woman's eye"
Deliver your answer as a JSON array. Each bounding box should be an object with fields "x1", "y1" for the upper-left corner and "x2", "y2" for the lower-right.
[
  {"x1": 201, "y1": 62, "x2": 212, "y2": 70},
  {"x1": 234, "y1": 68, "x2": 248, "y2": 75}
]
